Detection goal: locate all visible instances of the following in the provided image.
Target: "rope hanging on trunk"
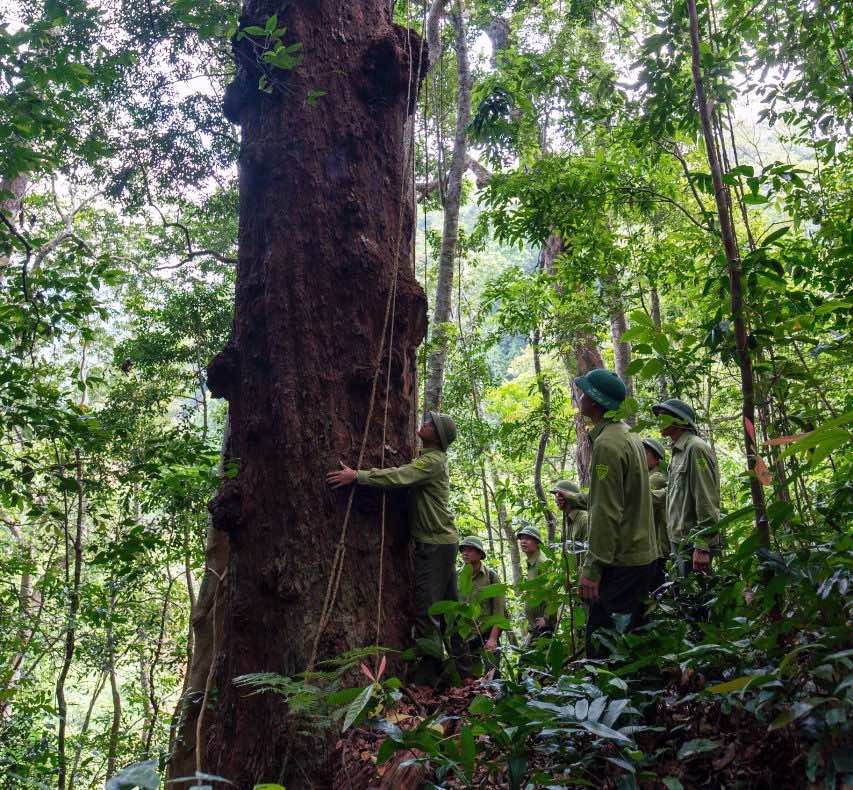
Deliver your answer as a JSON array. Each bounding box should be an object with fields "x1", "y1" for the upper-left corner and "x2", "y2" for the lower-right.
[{"x1": 308, "y1": 0, "x2": 420, "y2": 674}]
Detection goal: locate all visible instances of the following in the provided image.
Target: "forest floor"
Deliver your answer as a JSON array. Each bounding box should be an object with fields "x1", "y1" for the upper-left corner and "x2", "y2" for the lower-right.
[{"x1": 335, "y1": 675, "x2": 812, "y2": 789}]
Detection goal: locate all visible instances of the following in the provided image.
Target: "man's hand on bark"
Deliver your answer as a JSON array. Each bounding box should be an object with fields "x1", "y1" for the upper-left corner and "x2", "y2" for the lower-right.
[{"x1": 326, "y1": 461, "x2": 357, "y2": 489}]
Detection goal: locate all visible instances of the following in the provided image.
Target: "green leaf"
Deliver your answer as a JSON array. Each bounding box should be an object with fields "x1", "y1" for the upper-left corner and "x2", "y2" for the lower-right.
[
  {"x1": 327, "y1": 687, "x2": 363, "y2": 706},
  {"x1": 768, "y1": 699, "x2": 827, "y2": 731},
  {"x1": 254, "y1": 785, "x2": 286, "y2": 790},
  {"x1": 676, "y1": 738, "x2": 720, "y2": 759},
  {"x1": 428, "y1": 600, "x2": 459, "y2": 616},
  {"x1": 460, "y1": 725, "x2": 475, "y2": 779},
  {"x1": 242, "y1": 25, "x2": 267, "y2": 36},
  {"x1": 475, "y1": 582, "x2": 507, "y2": 601},
  {"x1": 265, "y1": 14, "x2": 278, "y2": 32},
  {"x1": 107, "y1": 761, "x2": 160, "y2": 790},
  {"x1": 342, "y1": 684, "x2": 374, "y2": 731},
  {"x1": 662, "y1": 779, "x2": 685, "y2": 790},
  {"x1": 742, "y1": 193, "x2": 768, "y2": 205},
  {"x1": 579, "y1": 719, "x2": 633, "y2": 744},
  {"x1": 587, "y1": 694, "x2": 608, "y2": 722},
  {"x1": 651, "y1": 333, "x2": 670, "y2": 355},
  {"x1": 620, "y1": 326, "x2": 649, "y2": 343},
  {"x1": 469, "y1": 695, "x2": 493, "y2": 714},
  {"x1": 760, "y1": 226, "x2": 790, "y2": 246},
  {"x1": 706, "y1": 676, "x2": 754, "y2": 694},
  {"x1": 813, "y1": 299, "x2": 852, "y2": 315},
  {"x1": 642, "y1": 358, "x2": 663, "y2": 377}
]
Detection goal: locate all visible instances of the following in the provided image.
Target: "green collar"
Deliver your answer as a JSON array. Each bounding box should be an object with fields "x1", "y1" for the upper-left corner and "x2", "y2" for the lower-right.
[
  {"x1": 672, "y1": 431, "x2": 693, "y2": 452},
  {"x1": 589, "y1": 418, "x2": 619, "y2": 442}
]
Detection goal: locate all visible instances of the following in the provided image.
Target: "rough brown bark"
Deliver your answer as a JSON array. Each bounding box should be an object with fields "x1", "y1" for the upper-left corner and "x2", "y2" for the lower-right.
[
  {"x1": 687, "y1": 0, "x2": 767, "y2": 538},
  {"x1": 200, "y1": 2, "x2": 427, "y2": 786},
  {"x1": 570, "y1": 334, "x2": 605, "y2": 487}
]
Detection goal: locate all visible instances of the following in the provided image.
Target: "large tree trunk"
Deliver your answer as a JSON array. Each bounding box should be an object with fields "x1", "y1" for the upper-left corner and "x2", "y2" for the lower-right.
[
  {"x1": 424, "y1": 8, "x2": 472, "y2": 411},
  {"x1": 200, "y1": 3, "x2": 427, "y2": 786}
]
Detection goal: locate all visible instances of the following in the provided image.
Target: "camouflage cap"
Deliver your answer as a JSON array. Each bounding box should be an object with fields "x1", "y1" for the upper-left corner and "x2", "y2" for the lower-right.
[
  {"x1": 515, "y1": 524, "x2": 543, "y2": 543},
  {"x1": 642, "y1": 437, "x2": 666, "y2": 461},
  {"x1": 459, "y1": 535, "x2": 486, "y2": 557}
]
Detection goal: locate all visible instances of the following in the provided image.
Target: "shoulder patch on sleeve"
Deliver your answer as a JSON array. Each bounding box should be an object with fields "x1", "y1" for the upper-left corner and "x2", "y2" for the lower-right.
[
  {"x1": 595, "y1": 463, "x2": 609, "y2": 481},
  {"x1": 412, "y1": 455, "x2": 435, "y2": 471}
]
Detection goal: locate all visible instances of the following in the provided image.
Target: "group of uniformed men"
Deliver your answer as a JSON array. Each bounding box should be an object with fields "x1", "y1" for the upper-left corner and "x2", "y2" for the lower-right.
[{"x1": 327, "y1": 368, "x2": 721, "y2": 681}]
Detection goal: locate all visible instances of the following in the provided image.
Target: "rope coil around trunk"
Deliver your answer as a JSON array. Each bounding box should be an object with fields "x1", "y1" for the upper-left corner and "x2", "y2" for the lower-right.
[{"x1": 308, "y1": 0, "x2": 420, "y2": 673}]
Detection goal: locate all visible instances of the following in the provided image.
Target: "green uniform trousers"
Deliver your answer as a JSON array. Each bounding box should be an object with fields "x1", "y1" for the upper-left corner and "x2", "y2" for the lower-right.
[
  {"x1": 586, "y1": 561, "x2": 656, "y2": 658},
  {"x1": 413, "y1": 541, "x2": 459, "y2": 681}
]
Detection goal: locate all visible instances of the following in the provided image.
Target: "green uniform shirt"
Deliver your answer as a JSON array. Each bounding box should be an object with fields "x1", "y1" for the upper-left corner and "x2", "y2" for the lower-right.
[
  {"x1": 460, "y1": 563, "x2": 506, "y2": 629},
  {"x1": 666, "y1": 432, "x2": 720, "y2": 550},
  {"x1": 357, "y1": 449, "x2": 457, "y2": 544},
  {"x1": 649, "y1": 469, "x2": 669, "y2": 559},
  {"x1": 581, "y1": 420, "x2": 658, "y2": 582},
  {"x1": 524, "y1": 549, "x2": 556, "y2": 631}
]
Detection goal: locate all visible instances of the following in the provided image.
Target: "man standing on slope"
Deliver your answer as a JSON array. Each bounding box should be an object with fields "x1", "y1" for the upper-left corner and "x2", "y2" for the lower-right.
[
  {"x1": 651, "y1": 398, "x2": 721, "y2": 576},
  {"x1": 457, "y1": 536, "x2": 506, "y2": 678},
  {"x1": 574, "y1": 369, "x2": 658, "y2": 657},
  {"x1": 516, "y1": 524, "x2": 556, "y2": 641},
  {"x1": 327, "y1": 411, "x2": 458, "y2": 683}
]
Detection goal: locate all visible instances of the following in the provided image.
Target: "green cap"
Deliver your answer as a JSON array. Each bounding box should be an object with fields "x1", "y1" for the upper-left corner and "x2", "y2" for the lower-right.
[
  {"x1": 459, "y1": 535, "x2": 486, "y2": 557},
  {"x1": 550, "y1": 479, "x2": 586, "y2": 509},
  {"x1": 642, "y1": 437, "x2": 666, "y2": 461},
  {"x1": 550, "y1": 479, "x2": 581, "y2": 495},
  {"x1": 515, "y1": 524, "x2": 543, "y2": 543},
  {"x1": 652, "y1": 398, "x2": 698, "y2": 431},
  {"x1": 427, "y1": 411, "x2": 457, "y2": 450},
  {"x1": 573, "y1": 368, "x2": 627, "y2": 412}
]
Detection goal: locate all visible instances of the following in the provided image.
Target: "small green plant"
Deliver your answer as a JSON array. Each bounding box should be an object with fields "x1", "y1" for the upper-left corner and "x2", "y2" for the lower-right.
[
  {"x1": 236, "y1": 14, "x2": 303, "y2": 93},
  {"x1": 233, "y1": 646, "x2": 401, "y2": 736}
]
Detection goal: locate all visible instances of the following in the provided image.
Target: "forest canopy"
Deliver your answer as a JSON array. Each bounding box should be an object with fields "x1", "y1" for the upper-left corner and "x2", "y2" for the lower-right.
[{"x1": 0, "y1": 0, "x2": 850, "y2": 787}]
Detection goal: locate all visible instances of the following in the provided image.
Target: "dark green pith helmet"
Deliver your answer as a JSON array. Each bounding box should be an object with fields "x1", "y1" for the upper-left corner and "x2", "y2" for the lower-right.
[
  {"x1": 459, "y1": 535, "x2": 486, "y2": 558},
  {"x1": 652, "y1": 398, "x2": 698, "y2": 432},
  {"x1": 573, "y1": 368, "x2": 627, "y2": 412},
  {"x1": 550, "y1": 479, "x2": 581, "y2": 495},
  {"x1": 426, "y1": 411, "x2": 457, "y2": 450},
  {"x1": 515, "y1": 524, "x2": 543, "y2": 543},
  {"x1": 550, "y1": 479, "x2": 586, "y2": 508},
  {"x1": 642, "y1": 437, "x2": 666, "y2": 461}
]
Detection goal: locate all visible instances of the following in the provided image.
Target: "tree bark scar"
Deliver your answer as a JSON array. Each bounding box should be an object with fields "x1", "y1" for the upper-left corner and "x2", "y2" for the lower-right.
[
  {"x1": 207, "y1": 341, "x2": 240, "y2": 401},
  {"x1": 208, "y1": 479, "x2": 243, "y2": 533},
  {"x1": 359, "y1": 27, "x2": 427, "y2": 111}
]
